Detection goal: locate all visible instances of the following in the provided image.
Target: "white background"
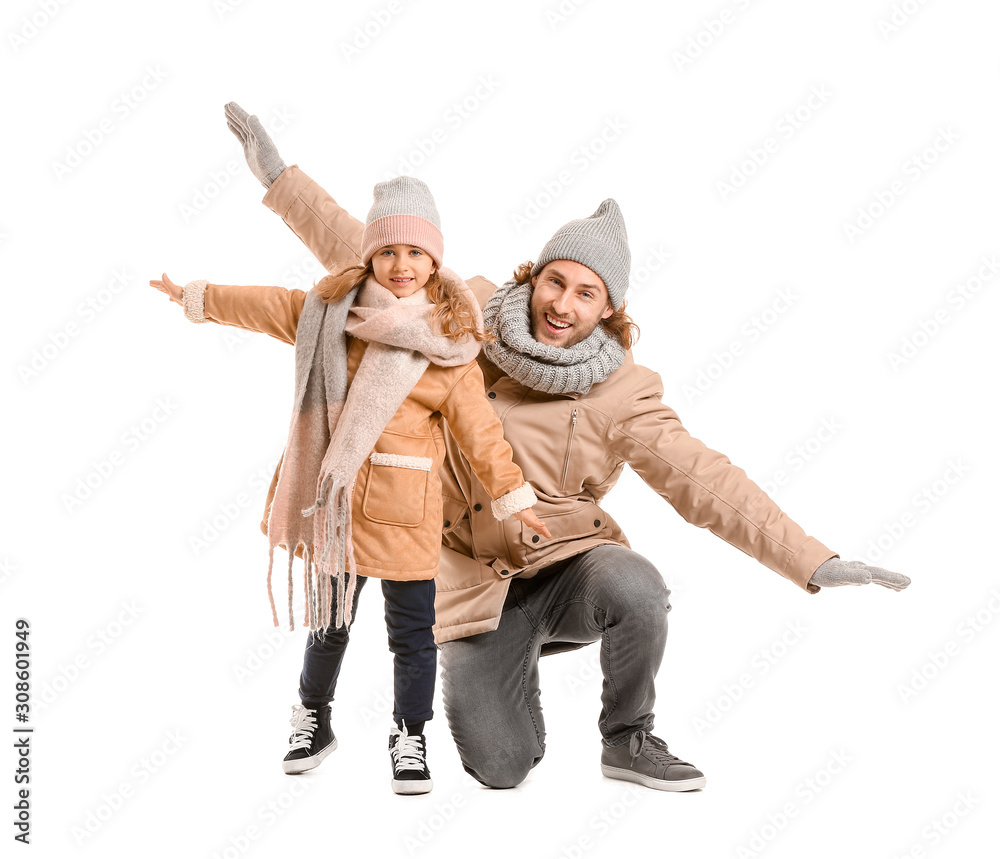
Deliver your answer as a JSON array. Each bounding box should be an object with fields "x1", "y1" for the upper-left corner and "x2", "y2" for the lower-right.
[{"x1": 3, "y1": 0, "x2": 998, "y2": 856}]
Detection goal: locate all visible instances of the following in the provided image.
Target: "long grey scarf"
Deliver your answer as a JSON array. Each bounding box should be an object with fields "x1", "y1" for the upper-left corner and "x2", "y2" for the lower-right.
[
  {"x1": 266, "y1": 270, "x2": 482, "y2": 632},
  {"x1": 482, "y1": 279, "x2": 625, "y2": 395}
]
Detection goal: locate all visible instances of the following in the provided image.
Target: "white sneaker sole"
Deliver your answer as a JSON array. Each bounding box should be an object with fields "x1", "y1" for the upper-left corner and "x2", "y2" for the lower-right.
[
  {"x1": 601, "y1": 763, "x2": 706, "y2": 792},
  {"x1": 282, "y1": 737, "x2": 338, "y2": 774},
  {"x1": 392, "y1": 777, "x2": 434, "y2": 795}
]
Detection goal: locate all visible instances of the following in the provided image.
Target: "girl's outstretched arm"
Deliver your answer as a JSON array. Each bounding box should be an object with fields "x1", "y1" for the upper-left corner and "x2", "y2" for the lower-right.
[{"x1": 150, "y1": 272, "x2": 306, "y2": 345}]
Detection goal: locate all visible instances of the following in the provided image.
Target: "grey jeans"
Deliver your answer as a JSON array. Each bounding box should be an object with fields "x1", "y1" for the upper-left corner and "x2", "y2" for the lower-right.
[{"x1": 439, "y1": 544, "x2": 671, "y2": 789}]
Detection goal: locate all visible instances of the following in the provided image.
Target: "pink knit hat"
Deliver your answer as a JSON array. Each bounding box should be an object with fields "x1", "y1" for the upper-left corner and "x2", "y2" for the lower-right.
[{"x1": 360, "y1": 176, "x2": 444, "y2": 266}]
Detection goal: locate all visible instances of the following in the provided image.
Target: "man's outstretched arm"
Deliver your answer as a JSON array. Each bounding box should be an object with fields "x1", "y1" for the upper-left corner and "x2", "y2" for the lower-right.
[
  {"x1": 606, "y1": 369, "x2": 910, "y2": 594},
  {"x1": 225, "y1": 101, "x2": 364, "y2": 274}
]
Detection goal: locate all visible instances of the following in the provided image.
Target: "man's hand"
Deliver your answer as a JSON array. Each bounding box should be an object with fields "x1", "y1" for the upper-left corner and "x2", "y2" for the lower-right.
[
  {"x1": 808, "y1": 558, "x2": 911, "y2": 591},
  {"x1": 224, "y1": 101, "x2": 287, "y2": 188}
]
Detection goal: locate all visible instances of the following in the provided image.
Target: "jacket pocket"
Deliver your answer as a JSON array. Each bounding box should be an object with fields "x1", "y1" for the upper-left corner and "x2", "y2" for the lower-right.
[
  {"x1": 515, "y1": 500, "x2": 608, "y2": 556},
  {"x1": 362, "y1": 452, "x2": 432, "y2": 528}
]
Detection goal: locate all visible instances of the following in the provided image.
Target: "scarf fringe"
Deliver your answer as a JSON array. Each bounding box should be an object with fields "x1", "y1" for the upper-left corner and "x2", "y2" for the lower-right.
[{"x1": 263, "y1": 480, "x2": 357, "y2": 634}]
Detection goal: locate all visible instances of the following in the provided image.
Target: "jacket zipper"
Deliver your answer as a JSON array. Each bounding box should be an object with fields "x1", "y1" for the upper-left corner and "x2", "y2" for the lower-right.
[{"x1": 560, "y1": 408, "x2": 578, "y2": 491}]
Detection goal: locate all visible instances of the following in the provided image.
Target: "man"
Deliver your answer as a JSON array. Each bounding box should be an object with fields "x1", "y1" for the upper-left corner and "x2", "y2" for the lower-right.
[{"x1": 224, "y1": 102, "x2": 910, "y2": 792}]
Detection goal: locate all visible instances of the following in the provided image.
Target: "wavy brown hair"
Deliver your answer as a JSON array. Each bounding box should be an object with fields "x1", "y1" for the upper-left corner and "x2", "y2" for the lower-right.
[
  {"x1": 512, "y1": 261, "x2": 639, "y2": 350},
  {"x1": 316, "y1": 263, "x2": 493, "y2": 344}
]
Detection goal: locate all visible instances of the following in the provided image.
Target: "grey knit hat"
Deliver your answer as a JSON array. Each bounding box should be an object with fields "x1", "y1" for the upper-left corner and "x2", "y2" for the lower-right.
[
  {"x1": 530, "y1": 199, "x2": 631, "y2": 309},
  {"x1": 361, "y1": 176, "x2": 444, "y2": 266}
]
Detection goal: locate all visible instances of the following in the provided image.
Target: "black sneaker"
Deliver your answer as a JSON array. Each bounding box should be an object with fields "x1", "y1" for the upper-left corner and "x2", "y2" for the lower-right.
[
  {"x1": 282, "y1": 704, "x2": 337, "y2": 774},
  {"x1": 388, "y1": 725, "x2": 433, "y2": 795}
]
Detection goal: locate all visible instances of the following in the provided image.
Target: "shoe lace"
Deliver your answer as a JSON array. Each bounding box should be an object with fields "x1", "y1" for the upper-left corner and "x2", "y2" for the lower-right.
[
  {"x1": 288, "y1": 705, "x2": 318, "y2": 752},
  {"x1": 391, "y1": 725, "x2": 426, "y2": 772},
  {"x1": 628, "y1": 730, "x2": 693, "y2": 769}
]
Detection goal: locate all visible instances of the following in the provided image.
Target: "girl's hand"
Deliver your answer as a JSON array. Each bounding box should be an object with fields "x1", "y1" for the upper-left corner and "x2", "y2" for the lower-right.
[
  {"x1": 513, "y1": 508, "x2": 552, "y2": 540},
  {"x1": 149, "y1": 272, "x2": 184, "y2": 306}
]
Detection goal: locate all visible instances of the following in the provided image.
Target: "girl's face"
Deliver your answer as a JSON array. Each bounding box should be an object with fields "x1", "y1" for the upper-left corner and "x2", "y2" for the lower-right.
[{"x1": 371, "y1": 244, "x2": 437, "y2": 298}]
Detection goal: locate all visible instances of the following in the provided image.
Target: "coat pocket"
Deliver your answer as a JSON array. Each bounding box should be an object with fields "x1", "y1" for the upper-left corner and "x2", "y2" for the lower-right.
[
  {"x1": 362, "y1": 452, "x2": 433, "y2": 528},
  {"x1": 518, "y1": 500, "x2": 607, "y2": 552}
]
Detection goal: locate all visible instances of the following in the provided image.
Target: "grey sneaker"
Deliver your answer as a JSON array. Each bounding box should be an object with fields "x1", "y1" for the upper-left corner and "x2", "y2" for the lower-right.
[{"x1": 601, "y1": 730, "x2": 706, "y2": 791}]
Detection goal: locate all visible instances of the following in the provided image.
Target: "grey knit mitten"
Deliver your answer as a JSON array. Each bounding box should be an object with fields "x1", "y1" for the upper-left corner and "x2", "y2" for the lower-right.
[
  {"x1": 808, "y1": 558, "x2": 910, "y2": 591},
  {"x1": 224, "y1": 101, "x2": 287, "y2": 188}
]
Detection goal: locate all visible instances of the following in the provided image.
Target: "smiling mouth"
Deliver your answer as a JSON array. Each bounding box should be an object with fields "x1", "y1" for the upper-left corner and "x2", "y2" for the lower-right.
[
  {"x1": 391, "y1": 277, "x2": 414, "y2": 284},
  {"x1": 545, "y1": 313, "x2": 572, "y2": 332}
]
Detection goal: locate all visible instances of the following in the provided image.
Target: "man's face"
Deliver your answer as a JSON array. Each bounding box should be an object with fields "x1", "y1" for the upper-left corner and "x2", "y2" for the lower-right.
[
  {"x1": 529, "y1": 260, "x2": 614, "y2": 348},
  {"x1": 370, "y1": 244, "x2": 437, "y2": 298}
]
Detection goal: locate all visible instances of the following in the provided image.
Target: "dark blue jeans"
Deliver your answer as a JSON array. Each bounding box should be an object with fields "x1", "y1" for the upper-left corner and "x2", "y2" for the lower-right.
[{"x1": 298, "y1": 573, "x2": 437, "y2": 729}]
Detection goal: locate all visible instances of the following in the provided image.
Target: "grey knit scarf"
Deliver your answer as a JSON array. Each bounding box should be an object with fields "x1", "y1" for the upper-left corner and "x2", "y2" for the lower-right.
[
  {"x1": 266, "y1": 270, "x2": 482, "y2": 632},
  {"x1": 482, "y1": 279, "x2": 625, "y2": 395}
]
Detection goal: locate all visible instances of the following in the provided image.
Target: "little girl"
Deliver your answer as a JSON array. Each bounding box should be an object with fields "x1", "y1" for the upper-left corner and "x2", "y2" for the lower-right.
[{"x1": 151, "y1": 176, "x2": 550, "y2": 795}]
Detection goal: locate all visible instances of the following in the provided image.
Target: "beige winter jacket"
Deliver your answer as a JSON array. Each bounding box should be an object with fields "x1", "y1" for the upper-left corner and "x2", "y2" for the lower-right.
[
  {"x1": 262, "y1": 165, "x2": 840, "y2": 642},
  {"x1": 183, "y1": 281, "x2": 530, "y2": 582}
]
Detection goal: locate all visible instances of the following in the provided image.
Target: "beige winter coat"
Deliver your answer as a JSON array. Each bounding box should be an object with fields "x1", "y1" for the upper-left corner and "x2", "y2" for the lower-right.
[
  {"x1": 184, "y1": 281, "x2": 529, "y2": 581},
  {"x1": 262, "y1": 165, "x2": 840, "y2": 642}
]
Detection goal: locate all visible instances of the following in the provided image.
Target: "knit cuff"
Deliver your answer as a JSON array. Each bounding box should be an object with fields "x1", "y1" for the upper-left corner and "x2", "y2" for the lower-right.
[
  {"x1": 182, "y1": 280, "x2": 209, "y2": 323},
  {"x1": 491, "y1": 482, "x2": 537, "y2": 521}
]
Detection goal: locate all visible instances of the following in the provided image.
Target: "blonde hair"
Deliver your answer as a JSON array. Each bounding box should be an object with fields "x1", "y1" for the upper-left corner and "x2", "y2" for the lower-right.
[
  {"x1": 317, "y1": 262, "x2": 494, "y2": 344},
  {"x1": 512, "y1": 261, "x2": 639, "y2": 351}
]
